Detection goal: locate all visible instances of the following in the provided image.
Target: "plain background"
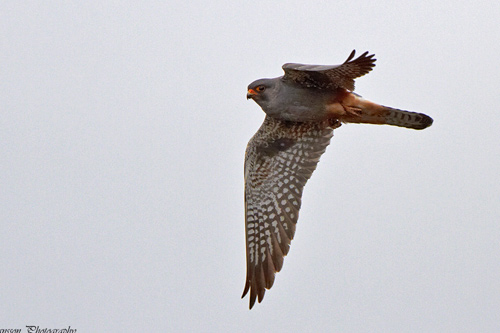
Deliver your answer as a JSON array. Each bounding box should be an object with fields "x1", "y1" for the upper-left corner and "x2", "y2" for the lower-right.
[{"x1": 2, "y1": 1, "x2": 500, "y2": 332}]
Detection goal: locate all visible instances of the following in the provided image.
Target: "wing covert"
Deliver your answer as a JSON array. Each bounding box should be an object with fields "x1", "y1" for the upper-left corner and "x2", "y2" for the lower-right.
[{"x1": 282, "y1": 50, "x2": 376, "y2": 91}]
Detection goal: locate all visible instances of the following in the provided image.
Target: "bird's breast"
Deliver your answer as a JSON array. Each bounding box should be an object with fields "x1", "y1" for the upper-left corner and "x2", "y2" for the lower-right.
[{"x1": 268, "y1": 87, "x2": 336, "y2": 122}]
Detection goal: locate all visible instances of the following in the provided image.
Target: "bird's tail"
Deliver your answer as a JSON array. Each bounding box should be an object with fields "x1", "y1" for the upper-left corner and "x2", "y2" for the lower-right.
[{"x1": 336, "y1": 92, "x2": 433, "y2": 130}]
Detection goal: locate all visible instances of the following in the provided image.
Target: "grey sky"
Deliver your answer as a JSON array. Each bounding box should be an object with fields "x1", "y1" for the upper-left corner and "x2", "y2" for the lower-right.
[{"x1": 2, "y1": 1, "x2": 499, "y2": 332}]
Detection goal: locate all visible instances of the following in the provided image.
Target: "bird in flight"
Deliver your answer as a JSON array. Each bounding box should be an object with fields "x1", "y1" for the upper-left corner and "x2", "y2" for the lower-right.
[{"x1": 242, "y1": 50, "x2": 433, "y2": 309}]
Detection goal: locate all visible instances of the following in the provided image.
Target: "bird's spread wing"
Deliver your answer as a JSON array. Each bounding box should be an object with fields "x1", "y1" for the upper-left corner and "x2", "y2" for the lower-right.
[
  {"x1": 242, "y1": 116, "x2": 340, "y2": 309},
  {"x1": 282, "y1": 50, "x2": 376, "y2": 91}
]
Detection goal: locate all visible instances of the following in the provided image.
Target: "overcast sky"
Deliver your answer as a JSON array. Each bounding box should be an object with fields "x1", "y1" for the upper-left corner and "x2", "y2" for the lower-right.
[{"x1": 2, "y1": 1, "x2": 500, "y2": 332}]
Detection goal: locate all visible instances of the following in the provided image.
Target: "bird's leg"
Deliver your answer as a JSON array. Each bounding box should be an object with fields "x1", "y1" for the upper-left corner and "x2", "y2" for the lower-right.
[
  {"x1": 343, "y1": 105, "x2": 363, "y2": 117},
  {"x1": 326, "y1": 89, "x2": 365, "y2": 118},
  {"x1": 337, "y1": 91, "x2": 385, "y2": 118}
]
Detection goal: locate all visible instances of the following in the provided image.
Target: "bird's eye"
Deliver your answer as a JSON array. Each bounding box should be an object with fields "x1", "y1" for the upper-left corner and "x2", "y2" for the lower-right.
[{"x1": 255, "y1": 85, "x2": 266, "y2": 92}]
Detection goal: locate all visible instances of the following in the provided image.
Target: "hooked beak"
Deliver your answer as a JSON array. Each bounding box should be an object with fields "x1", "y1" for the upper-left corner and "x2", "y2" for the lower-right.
[{"x1": 246, "y1": 88, "x2": 257, "y2": 100}]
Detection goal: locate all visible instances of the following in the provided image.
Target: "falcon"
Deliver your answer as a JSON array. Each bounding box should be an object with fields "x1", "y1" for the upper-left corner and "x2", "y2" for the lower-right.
[{"x1": 242, "y1": 50, "x2": 433, "y2": 309}]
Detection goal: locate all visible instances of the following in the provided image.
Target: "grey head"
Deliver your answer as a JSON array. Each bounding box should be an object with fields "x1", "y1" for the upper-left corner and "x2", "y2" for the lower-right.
[{"x1": 246, "y1": 78, "x2": 281, "y2": 108}]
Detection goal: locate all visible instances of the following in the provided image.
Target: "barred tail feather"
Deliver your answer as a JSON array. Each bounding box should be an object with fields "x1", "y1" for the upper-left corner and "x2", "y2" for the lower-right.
[
  {"x1": 344, "y1": 106, "x2": 433, "y2": 130},
  {"x1": 338, "y1": 93, "x2": 433, "y2": 130},
  {"x1": 382, "y1": 107, "x2": 433, "y2": 130}
]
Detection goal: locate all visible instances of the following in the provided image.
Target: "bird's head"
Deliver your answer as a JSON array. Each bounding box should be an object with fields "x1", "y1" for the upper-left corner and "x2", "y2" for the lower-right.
[{"x1": 246, "y1": 78, "x2": 276, "y2": 104}]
